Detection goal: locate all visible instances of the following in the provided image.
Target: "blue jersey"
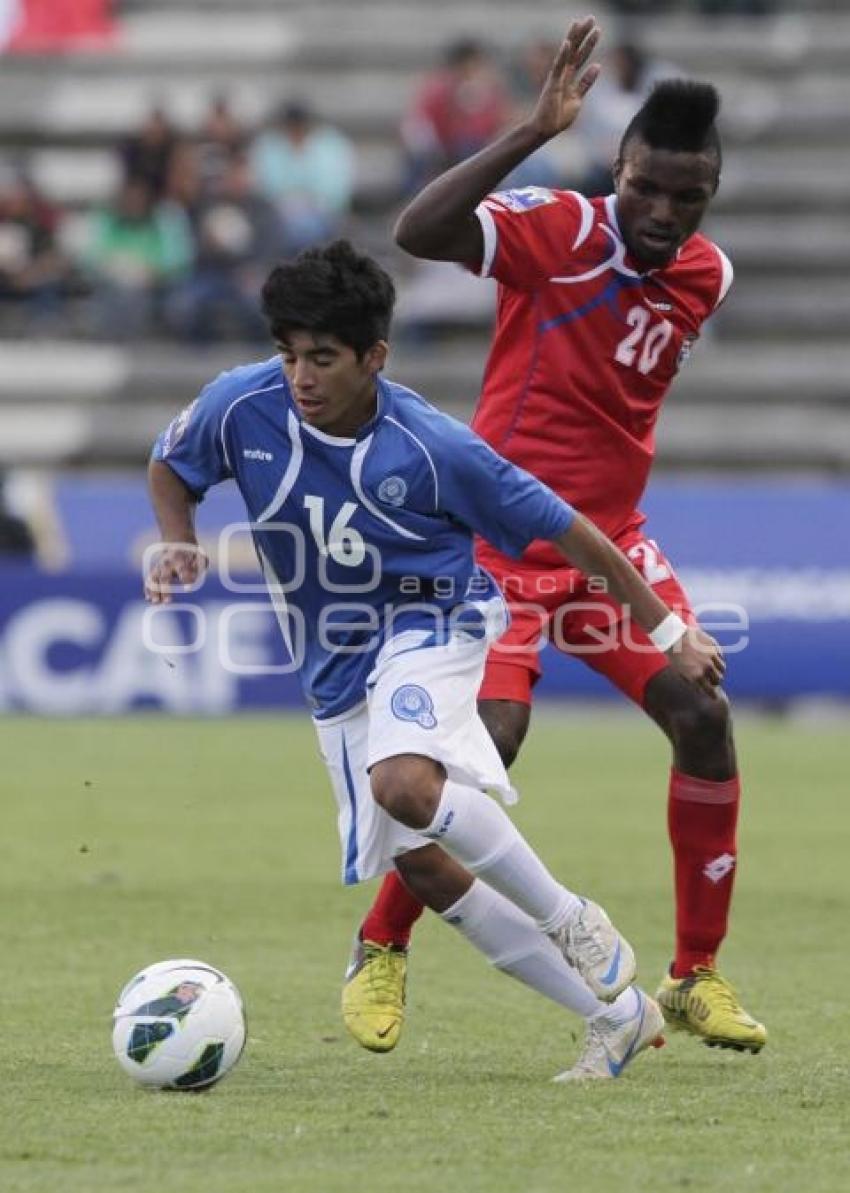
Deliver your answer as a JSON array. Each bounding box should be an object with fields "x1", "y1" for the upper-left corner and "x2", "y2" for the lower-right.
[{"x1": 153, "y1": 357, "x2": 575, "y2": 718}]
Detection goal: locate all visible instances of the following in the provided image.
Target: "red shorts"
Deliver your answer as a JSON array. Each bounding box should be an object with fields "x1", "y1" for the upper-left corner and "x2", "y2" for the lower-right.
[{"x1": 477, "y1": 526, "x2": 696, "y2": 709}]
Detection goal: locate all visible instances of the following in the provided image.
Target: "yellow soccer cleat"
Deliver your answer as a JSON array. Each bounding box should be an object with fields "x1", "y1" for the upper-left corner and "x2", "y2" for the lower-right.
[
  {"x1": 656, "y1": 967, "x2": 767, "y2": 1053},
  {"x1": 342, "y1": 936, "x2": 408, "y2": 1053}
]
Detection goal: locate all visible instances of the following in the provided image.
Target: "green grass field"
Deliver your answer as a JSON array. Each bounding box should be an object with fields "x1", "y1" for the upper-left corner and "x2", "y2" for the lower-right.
[{"x1": 2, "y1": 711, "x2": 848, "y2": 1193}]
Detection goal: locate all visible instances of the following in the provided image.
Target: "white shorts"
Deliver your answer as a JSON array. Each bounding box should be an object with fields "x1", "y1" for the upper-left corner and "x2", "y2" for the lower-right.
[{"x1": 314, "y1": 617, "x2": 516, "y2": 886}]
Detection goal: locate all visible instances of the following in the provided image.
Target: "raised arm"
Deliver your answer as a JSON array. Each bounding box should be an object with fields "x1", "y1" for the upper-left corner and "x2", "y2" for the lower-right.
[
  {"x1": 394, "y1": 16, "x2": 601, "y2": 264},
  {"x1": 553, "y1": 513, "x2": 726, "y2": 696}
]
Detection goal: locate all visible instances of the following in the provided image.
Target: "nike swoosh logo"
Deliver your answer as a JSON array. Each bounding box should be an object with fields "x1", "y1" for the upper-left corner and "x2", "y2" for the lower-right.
[
  {"x1": 376, "y1": 1025, "x2": 395, "y2": 1039},
  {"x1": 600, "y1": 941, "x2": 622, "y2": 987},
  {"x1": 606, "y1": 998, "x2": 647, "y2": 1077}
]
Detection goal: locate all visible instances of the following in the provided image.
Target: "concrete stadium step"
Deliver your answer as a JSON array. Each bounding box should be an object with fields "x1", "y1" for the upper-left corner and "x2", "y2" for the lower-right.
[
  {"x1": 1, "y1": 396, "x2": 845, "y2": 470},
  {"x1": 654, "y1": 406, "x2": 850, "y2": 470},
  {"x1": 0, "y1": 339, "x2": 847, "y2": 409},
  {"x1": 109, "y1": 7, "x2": 850, "y2": 70},
  {"x1": 6, "y1": 7, "x2": 850, "y2": 83},
  {"x1": 3, "y1": 71, "x2": 849, "y2": 152},
  {"x1": 714, "y1": 151, "x2": 850, "y2": 213},
  {"x1": 0, "y1": 334, "x2": 846, "y2": 468},
  {"x1": 124, "y1": 0, "x2": 847, "y2": 9},
  {"x1": 721, "y1": 278, "x2": 850, "y2": 339},
  {"x1": 708, "y1": 216, "x2": 850, "y2": 274}
]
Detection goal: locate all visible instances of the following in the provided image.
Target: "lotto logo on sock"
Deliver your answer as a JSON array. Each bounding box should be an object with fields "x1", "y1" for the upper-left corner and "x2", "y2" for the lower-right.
[{"x1": 703, "y1": 853, "x2": 736, "y2": 883}]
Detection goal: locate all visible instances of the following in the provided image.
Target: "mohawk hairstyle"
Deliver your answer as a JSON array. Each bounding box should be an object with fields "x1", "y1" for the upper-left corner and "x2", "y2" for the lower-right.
[
  {"x1": 619, "y1": 79, "x2": 722, "y2": 170},
  {"x1": 262, "y1": 239, "x2": 396, "y2": 358}
]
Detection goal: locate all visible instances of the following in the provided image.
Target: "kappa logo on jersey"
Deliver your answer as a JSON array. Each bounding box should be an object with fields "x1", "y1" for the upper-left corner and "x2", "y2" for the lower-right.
[
  {"x1": 390, "y1": 684, "x2": 437, "y2": 729},
  {"x1": 377, "y1": 475, "x2": 407, "y2": 507},
  {"x1": 162, "y1": 399, "x2": 199, "y2": 455},
  {"x1": 703, "y1": 853, "x2": 736, "y2": 884},
  {"x1": 243, "y1": 448, "x2": 274, "y2": 462},
  {"x1": 492, "y1": 186, "x2": 557, "y2": 213}
]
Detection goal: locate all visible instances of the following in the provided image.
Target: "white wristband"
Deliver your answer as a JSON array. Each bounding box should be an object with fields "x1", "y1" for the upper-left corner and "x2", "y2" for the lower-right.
[{"x1": 649, "y1": 612, "x2": 688, "y2": 652}]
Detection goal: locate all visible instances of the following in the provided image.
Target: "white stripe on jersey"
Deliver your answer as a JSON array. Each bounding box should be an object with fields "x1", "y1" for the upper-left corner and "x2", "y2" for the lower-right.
[
  {"x1": 714, "y1": 245, "x2": 734, "y2": 309},
  {"x1": 258, "y1": 547, "x2": 297, "y2": 658},
  {"x1": 256, "y1": 409, "x2": 304, "y2": 523},
  {"x1": 549, "y1": 224, "x2": 640, "y2": 285},
  {"x1": 350, "y1": 436, "x2": 425, "y2": 541},
  {"x1": 568, "y1": 190, "x2": 595, "y2": 250},
  {"x1": 385, "y1": 415, "x2": 440, "y2": 509},
  {"x1": 219, "y1": 379, "x2": 286, "y2": 472},
  {"x1": 475, "y1": 201, "x2": 498, "y2": 278},
  {"x1": 300, "y1": 421, "x2": 356, "y2": 447}
]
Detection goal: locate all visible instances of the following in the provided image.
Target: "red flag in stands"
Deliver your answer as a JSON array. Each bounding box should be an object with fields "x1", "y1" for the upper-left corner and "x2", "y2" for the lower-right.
[{"x1": 3, "y1": 0, "x2": 115, "y2": 52}]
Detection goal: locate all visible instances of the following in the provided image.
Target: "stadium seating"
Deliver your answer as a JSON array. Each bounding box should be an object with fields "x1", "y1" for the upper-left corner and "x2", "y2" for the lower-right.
[{"x1": 0, "y1": 0, "x2": 848, "y2": 469}]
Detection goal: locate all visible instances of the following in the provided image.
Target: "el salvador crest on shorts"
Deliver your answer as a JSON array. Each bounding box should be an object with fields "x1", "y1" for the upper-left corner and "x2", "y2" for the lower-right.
[
  {"x1": 377, "y1": 475, "x2": 407, "y2": 507},
  {"x1": 391, "y1": 684, "x2": 437, "y2": 729}
]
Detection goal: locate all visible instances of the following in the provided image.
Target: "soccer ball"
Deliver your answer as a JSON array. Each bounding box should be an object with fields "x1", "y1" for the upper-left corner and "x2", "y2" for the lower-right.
[{"x1": 112, "y1": 958, "x2": 246, "y2": 1090}]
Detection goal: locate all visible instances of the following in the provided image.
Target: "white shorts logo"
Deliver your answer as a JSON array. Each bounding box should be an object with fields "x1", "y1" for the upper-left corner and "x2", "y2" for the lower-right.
[
  {"x1": 703, "y1": 853, "x2": 736, "y2": 884},
  {"x1": 390, "y1": 684, "x2": 437, "y2": 729},
  {"x1": 377, "y1": 476, "x2": 407, "y2": 507}
]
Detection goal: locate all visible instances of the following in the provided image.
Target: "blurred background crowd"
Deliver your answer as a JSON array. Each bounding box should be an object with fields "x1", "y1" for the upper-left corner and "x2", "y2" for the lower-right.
[
  {"x1": 0, "y1": 0, "x2": 784, "y2": 347},
  {"x1": 0, "y1": 86, "x2": 354, "y2": 343}
]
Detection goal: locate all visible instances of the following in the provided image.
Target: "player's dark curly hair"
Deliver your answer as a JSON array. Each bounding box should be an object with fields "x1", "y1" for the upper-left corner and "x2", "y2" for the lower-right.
[
  {"x1": 262, "y1": 239, "x2": 396, "y2": 358},
  {"x1": 619, "y1": 79, "x2": 722, "y2": 172}
]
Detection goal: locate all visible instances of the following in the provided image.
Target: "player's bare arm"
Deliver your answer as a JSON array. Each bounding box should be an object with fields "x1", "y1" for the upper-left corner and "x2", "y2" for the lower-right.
[
  {"x1": 145, "y1": 459, "x2": 207, "y2": 604},
  {"x1": 394, "y1": 16, "x2": 601, "y2": 264},
  {"x1": 552, "y1": 514, "x2": 725, "y2": 695}
]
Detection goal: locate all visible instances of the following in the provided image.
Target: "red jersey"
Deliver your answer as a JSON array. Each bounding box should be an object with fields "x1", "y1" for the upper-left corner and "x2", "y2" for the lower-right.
[{"x1": 470, "y1": 187, "x2": 732, "y2": 562}]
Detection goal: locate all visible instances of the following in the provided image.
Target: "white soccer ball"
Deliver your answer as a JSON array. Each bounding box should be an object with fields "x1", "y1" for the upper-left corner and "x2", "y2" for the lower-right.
[{"x1": 112, "y1": 958, "x2": 246, "y2": 1090}]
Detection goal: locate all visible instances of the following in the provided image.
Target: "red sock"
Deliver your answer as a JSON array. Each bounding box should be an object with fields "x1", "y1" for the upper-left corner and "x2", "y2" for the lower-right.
[
  {"x1": 361, "y1": 870, "x2": 425, "y2": 948},
  {"x1": 668, "y1": 768, "x2": 740, "y2": 978}
]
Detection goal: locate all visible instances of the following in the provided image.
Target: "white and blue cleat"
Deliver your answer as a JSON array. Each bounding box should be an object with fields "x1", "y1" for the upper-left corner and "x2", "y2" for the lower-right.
[
  {"x1": 554, "y1": 988, "x2": 666, "y2": 1082},
  {"x1": 550, "y1": 898, "x2": 637, "y2": 1001}
]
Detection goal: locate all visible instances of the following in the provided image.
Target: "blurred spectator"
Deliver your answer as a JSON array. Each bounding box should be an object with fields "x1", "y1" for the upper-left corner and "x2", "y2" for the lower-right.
[
  {"x1": 120, "y1": 106, "x2": 179, "y2": 202},
  {"x1": 168, "y1": 155, "x2": 280, "y2": 343},
  {"x1": 506, "y1": 38, "x2": 568, "y2": 190},
  {"x1": 165, "y1": 139, "x2": 202, "y2": 209},
  {"x1": 575, "y1": 38, "x2": 673, "y2": 196},
  {"x1": 0, "y1": 166, "x2": 70, "y2": 332},
  {"x1": 511, "y1": 37, "x2": 558, "y2": 105},
  {"x1": 83, "y1": 179, "x2": 192, "y2": 340},
  {"x1": 196, "y1": 94, "x2": 246, "y2": 192},
  {"x1": 401, "y1": 39, "x2": 511, "y2": 192},
  {"x1": 0, "y1": 471, "x2": 35, "y2": 558},
  {"x1": 249, "y1": 101, "x2": 353, "y2": 256}
]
